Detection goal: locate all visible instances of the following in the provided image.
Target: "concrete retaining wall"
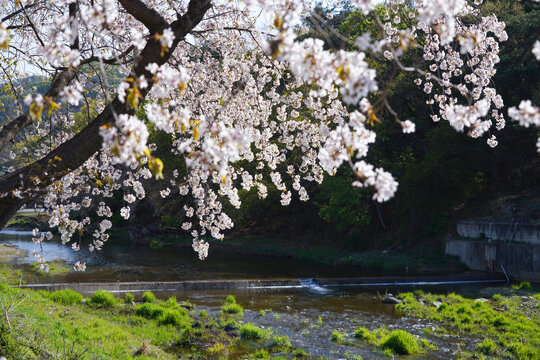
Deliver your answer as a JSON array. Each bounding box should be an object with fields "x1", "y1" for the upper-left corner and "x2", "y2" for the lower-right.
[
  {"x1": 456, "y1": 221, "x2": 540, "y2": 244},
  {"x1": 445, "y1": 239, "x2": 540, "y2": 282}
]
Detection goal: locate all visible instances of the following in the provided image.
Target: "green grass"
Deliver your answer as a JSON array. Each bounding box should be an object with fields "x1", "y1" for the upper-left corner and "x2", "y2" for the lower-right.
[
  {"x1": 48, "y1": 289, "x2": 83, "y2": 305},
  {"x1": 240, "y1": 323, "x2": 269, "y2": 340},
  {"x1": 271, "y1": 335, "x2": 291, "y2": 348},
  {"x1": 89, "y1": 290, "x2": 116, "y2": 307},
  {"x1": 396, "y1": 290, "x2": 540, "y2": 359},
  {"x1": 0, "y1": 282, "x2": 312, "y2": 360},
  {"x1": 330, "y1": 330, "x2": 344, "y2": 342},
  {"x1": 353, "y1": 327, "x2": 374, "y2": 341},
  {"x1": 221, "y1": 302, "x2": 243, "y2": 316},
  {"x1": 142, "y1": 291, "x2": 157, "y2": 303},
  {"x1": 125, "y1": 292, "x2": 134, "y2": 304},
  {"x1": 206, "y1": 342, "x2": 227, "y2": 355},
  {"x1": 381, "y1": 330, "x2": 420, "y2": 355},
  {"x1": 476, "y1": 338, "x2": 496, "y2": 355},
  {"x1": 135, "y1": 302, "x2": 165, "y2": 319}
]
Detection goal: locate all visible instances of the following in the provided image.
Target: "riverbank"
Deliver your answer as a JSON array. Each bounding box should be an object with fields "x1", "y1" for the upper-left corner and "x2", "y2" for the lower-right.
[{"x1": 139, "y1": 233, "x2": 468, "y2": 275}]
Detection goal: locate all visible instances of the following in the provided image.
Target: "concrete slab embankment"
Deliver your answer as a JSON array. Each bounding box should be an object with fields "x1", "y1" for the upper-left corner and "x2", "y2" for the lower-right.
[
  {"x1": 457, "y1": 221, "x2": 540, "y2": 244},
  {"x1": 20, "y1": 274, "x2": 507, "y2": 294},
  {"x1": 445, "y1": 239, "x2": 540, "y2": 282}
]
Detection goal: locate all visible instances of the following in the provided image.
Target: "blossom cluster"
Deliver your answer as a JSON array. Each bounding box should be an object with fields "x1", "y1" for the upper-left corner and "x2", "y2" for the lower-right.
[{"x1": 1, "y1": 0, "x2": 537, "y2": 266}]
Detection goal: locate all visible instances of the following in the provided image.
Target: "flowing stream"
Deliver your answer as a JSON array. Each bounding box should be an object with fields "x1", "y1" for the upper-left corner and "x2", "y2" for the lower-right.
[{"x1": 0, "y1": 230, "x2": 499, "y2": 359}]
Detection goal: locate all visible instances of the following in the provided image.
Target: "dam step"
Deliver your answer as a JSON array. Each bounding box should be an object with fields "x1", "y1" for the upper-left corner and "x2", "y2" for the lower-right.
[{"x1": 20, "y1": 273, "x2": 507, "y2": 294}]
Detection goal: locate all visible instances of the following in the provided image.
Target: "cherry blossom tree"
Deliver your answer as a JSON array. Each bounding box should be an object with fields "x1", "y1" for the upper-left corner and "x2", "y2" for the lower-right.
[{"x1": 0, "y1": 0, "x2": 538, "y2": 270}]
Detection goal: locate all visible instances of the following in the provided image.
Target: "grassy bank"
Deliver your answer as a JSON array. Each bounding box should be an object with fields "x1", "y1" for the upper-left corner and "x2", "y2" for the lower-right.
[
  {"x1": 0, "y1": 285, "x2": 316, "y2": 359},
  {"x1": 393, "y1": 285, "x2": 540, "y2": 359}
]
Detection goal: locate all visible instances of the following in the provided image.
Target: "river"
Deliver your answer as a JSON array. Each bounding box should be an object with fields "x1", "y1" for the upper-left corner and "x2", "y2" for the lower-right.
[{"x1": 0, "y1": 229, "x2": 503, "y2": 359}]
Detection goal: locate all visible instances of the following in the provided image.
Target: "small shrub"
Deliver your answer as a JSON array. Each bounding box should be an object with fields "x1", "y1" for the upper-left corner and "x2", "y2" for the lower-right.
[
  {"x1": 331, "y1": 331, "x2": 344, "y2": 342},
  {"x1": 222, "y1": 302, "x2": 243, "y2": 316},
  {"x1": 149, "y1": 239, "x2": 162, "y2": 249},
  {"x1": 225, "y1": 295, "x2": 236, "y2": 304},
  {"x1": 240, "y1": 323, "x2": 267, "y2": 340},
  {"x1": 142, "y1": 291, "x2": 157, "y2": 303},
  {"x1": 199, "y1": 310, "x2": 208, "y2": 318},
  {"x1": 477, "y1": 338, "x2": 496, "y2": 355},
  {"x1": 159, "y1": 309, "x2": 187, "y2": 327},
  {"x1": 258, "y1": 309, "x2": 266, "y2": 317},
  {"x1": 272, "y1": 335, "x2": 291, "y2": 348},
  {"x1": 354, "y1": 327, "x2": 373, "y2": 341},
  {"x1": 49, "y1": 289, "x2": 83, "y2": 305},
  {"x1": 381, "y1": 330, "x2": 420, "y2": 355},
  {"x1": 90, "y1": 290, "x2": 116, "y2": 308},
  {"x1": 125, "y1": 293, "x2": 134, "y2": 304},
  {"x1": 518, "y1": 281, "x2": 532, "y2": 290},
  {"x1": 135, "y1": 303, "x2": 164, "y2": 319},
  {"x1": 317, "y1": 316, "x2": 323, "y2": 325},
  {"x1": 492, "y1": 294, "x2": 502, "y2": 301}
]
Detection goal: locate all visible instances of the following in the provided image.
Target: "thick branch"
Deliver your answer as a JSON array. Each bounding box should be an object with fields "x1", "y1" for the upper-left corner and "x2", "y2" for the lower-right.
[{"x1": 118, "y1": 0, "x2": 169, "y2": 33}]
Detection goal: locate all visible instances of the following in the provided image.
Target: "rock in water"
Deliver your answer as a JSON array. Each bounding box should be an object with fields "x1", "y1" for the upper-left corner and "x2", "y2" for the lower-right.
[{"x1": 383, "y1": 296, "x2": 402, "y2": 304}]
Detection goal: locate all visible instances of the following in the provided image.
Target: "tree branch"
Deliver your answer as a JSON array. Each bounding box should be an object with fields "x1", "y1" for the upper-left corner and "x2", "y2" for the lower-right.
[
  {"x1": 117, "y1": 0, "x2": 169, "y2": 33},
  {"x1": 0, "y1": 68, "x2": 78, "y2": 151}
]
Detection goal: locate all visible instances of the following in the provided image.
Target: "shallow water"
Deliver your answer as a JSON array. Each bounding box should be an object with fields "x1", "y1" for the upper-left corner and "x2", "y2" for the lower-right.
[{"x1": 162, "y1": 287, "x2": 478, "y2": 359}]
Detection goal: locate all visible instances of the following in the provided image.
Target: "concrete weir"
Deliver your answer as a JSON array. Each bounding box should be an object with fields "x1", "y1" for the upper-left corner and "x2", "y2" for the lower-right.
[{"x1": 20, "y1": 274, "x2": 507, "y2": 294}]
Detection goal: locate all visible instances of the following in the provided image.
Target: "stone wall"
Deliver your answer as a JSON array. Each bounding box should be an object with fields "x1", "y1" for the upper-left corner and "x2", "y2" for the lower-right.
[
  {"x1": 456, "y1": 221, "x2": 540, "y2": 244},
  {"x1": 445, "y1": 239, "x2": 540, "y2": 282}
]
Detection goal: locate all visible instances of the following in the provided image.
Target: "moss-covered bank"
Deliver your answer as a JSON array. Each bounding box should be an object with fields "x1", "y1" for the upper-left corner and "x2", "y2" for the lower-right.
[
  {"x1": 0, "y1": 285, "x2": 314, "y2": 359},
  {"x1": 394, "y1": 285, "x2": 540, "y2": 359}
]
